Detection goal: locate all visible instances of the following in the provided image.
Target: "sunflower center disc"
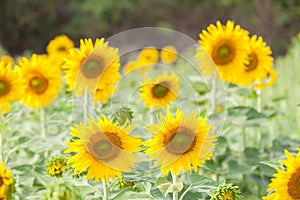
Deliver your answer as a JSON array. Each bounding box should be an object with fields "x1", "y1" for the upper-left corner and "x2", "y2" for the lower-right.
[
  {"x1": 58, "y1": 46, "x2": 66, "y2": 52},
  {"x1": 93, "y1": 140, "x2": 113, "y2": 157},
  {"x1": 30, "y1": 76, "x2": 48, "y2": 94},
  {"x1": 0, "y1": 81, "x2": 7, "y2": 95},
  {"x1": 167, "y1": 132, "x2": 195, "y2": 155},
  {"x1": 81, "y1": 56, "x2": 105, "y2": 79},
  {"x1": 223, "y1": 191, "x2": 234, "y2": 200},
  {"x1": 288, "y1": 170, "x2": 300, "y2": 198},
  {"x1": 152, "y1": 84, "x2": 169, "y2": 98},
  {"x1": 245, "y1": 53, "x2": 258, "y2": 72},
  {"x1": 213, "y1": 43, "x2": 235, "y2": 65},
  {"x1": 0, "y1": 177, "x2": 3, "y2": 187}
]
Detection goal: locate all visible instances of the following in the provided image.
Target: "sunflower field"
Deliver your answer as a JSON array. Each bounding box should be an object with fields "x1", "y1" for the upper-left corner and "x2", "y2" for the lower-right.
[{"x1": 0, "y1": 19, "x2": 300, "y2": 200}]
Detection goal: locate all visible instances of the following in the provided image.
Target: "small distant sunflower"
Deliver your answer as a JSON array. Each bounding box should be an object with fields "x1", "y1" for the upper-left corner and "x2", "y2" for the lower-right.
[
  {"x1": 197, "y1": 20, "x2": 250, "y2": 82},
  {"x1": 63, "y1": 38, "x2": 120, "y2": 103},
  {"x1": 0, "y1": 163, "x2": 14, "y2": 198},
  {"x1": 18, "y1": 54, "x2": 62, "y2": 109},
  {"x1": 0, "y1": 62, "x2": 24, "y2": 114},
  {"x1": 145, "y1": 109, "x2": 216, "y2": 175},
  {"x1": 46, "y1": 34, "x2": 74, "y2": 56},
  {"x1": 0, "y1": 56, "x2": 14, "y2": 66},
  {"x1": 234, "y1": 35, "x2": 274, "y2": 87},
  {"x1": 160, "y1": 45, "x2": 178, "y2": 64},
  {"x1": 138, "y1": 47, "x2": 159, "y2": 64},
  {"x1": 263, "y1": 149, "x2": 300, "y2": 200},
  {"x1": 123, "y1": 59, "x2": 153, "y2": 74},
  {"x1": 255, "y1": 68, "x2": 277, "y2": 90},
  {"x1": 64, "y1": 116, "x2": 141, "y2": 183},
  {"x1": 211, "y1": 182, "x2": 241, "y2": 200},
  {"x1": 140, "y1": 72, "x2": 180, "y2": 109}
]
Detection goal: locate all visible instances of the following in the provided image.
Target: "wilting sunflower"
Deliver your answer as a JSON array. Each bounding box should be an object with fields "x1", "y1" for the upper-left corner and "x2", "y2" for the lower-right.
[
  {"x1": 197, "y1": 20, "x2": 250, "y2": 82},
  {"x1": 46, "y1": 34, "x2": 74, "y2": 56},
  {"x1": 0, "y1": 62, "x2": 24, "y2": 114},
  {"x1": 63, "y1": 38, "x2": 120, "y2": 103},
  {"x1": 145, "y1": 109, "x2": 216, "y2": 175},
  {"x1": 263, "y1": 149, "x2": 300, "y2": 200},
  {"x1": 0, "y1": 163, "x2": 14, "y2": 198},
  {"x1": 234, "y1": 35, "x2": 274, "y2": 87},
  {"x1": 18, "y1": 54, "x2": 62, "y2": 109},
  {"x1": 64, "y1": 116, "x2": 141, "y2": 183},
  {"x1": 140, "y1": 72, "x2": 180, "y2": 109},
  {"x1": 160, "y1": 45, "x2": 178, "y2": 64}
]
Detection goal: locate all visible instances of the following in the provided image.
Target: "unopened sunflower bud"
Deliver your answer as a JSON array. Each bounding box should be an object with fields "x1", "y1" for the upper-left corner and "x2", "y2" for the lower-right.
[
  {"x1": 43, "y1": 181, "x2": 81, "y2": 200},
  {"x1": 47, "y1": 157, "x2": 66, "y2": 177},
  {"x1": 112, "y1": 107, "x2": 133, "y2": 125},
  {"x1": 116, "y1": 179, "x2": 136, "y2": 189},
  {"x1": 211, "y1": 182, "x2": 242, "y2": 200}
]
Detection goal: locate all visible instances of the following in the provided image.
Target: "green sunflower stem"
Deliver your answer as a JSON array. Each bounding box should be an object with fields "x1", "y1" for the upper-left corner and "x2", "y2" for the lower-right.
[
  {"x1": 40, "y1": 107, "x2": 46, "y2": 138},
  {"x1": 171, "y1": 171, "x2": 179, "y2": 200},
  {"x1": 102, "y1": 178, "x2": 109, "y2": 200}
]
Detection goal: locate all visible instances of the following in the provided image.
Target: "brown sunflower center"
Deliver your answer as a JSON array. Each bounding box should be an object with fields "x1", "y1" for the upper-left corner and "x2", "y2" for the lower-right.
[
  {"x1": 245, "y1": 53, "x2": 258, "y2": 72},
  {"x1": 87, "y1": 132, "x2": 122, "y2": 162},
  {"x1": 164, "y1": 127, "x2": 196, "y2": 155},
  {"x1": 223, "y1": 191, "x2": 234, "y2": 200},
  {"x1": 212, "y1": 42, "x2": 235, "y2": 65},
  {"x1": 0, "y1": 80, "x2": 10, "y2": 96},
  {"x1": 0, "y1": 177, "x2": 3, "y2": 187},
  {"x1": 288, "y1": 169, "x2": 300, "y2": 199},
  {"x1": 152, "y1": 83, "x2": 169, "y2": 98},
  {"x1": 29, "y1": 76, "x2": 48, "y2": 94},
  {"x1": 80, "y1": 55, "x2": 105, "y2": 79},
  {"x1": 57, "y1": 46, "x2": 67, "y2": 52}
]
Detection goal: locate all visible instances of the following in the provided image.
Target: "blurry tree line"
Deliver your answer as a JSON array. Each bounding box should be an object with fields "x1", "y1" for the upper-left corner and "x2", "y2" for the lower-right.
[{"x1": 0, "y1": 0, "x2": 299, "y2": 57}]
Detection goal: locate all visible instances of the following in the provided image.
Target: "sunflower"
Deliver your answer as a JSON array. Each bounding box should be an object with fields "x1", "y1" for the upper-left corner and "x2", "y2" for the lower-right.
[
  {"x1": 140, "y1": 72, "x2": 180, "y2": 109},
  {"x1": 255, "y1": 68, "x2": 277, "y2": 90},
  {"x1": 233, "y1": 35, "x2": 274, "y2": 87},
  {"x1": 0, "y1": 163, "x2": 13, "y2": 199},
  {"x1": 263, "y1": 149, "x2": 300, "y2": 200},
  {"x1": 0, "y1": 61, "x2": 25, "y2": 114},
  {"x1": 160, "y1": 45, "x2": 178, "y2": 64},
  {"x1": 0, "y1": 56, "x2": 14, "y2": 66},
  {"x1": 46, "y1": 34, "x2": 74, "y2": 56},
  {"x1": 197, "y1": 20, "x2": 250, "y2": 82},
  {"x1": 123, "y1": 59, "x2": 153, "y2": 74},
  {"x1": 63, "y1": 38, "x2": 120, "y2": 103},
  {"x1": 145, "y1": 109, "x2": 216, "y2": 175},
  {"x1": 138, "y1": 47, "x2": 159, "y2": 64},
  {"x1": 18, "y1": 54, "x2": 62, "y2": 109},
  {"x1": 64, "y1": 116, "x2": 141, "y2": 183},
  {"x1": 47, "y1": 157, "x2": 67, "y2": 177}
]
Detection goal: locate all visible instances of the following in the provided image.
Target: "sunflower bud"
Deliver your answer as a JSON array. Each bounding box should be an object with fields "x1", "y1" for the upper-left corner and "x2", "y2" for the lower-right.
[
  {"x1": 112, "y1": 107, "x2": 133, "y2": 125},
  {"x1": 47, "y1": 157, "x2": 66, "y2": 177},
  {"x1": 210, "y1": 182, "x2": 242, "y2": 200},
  {"x1": 116, "y1": 179, "x2": 136, "y2": 189}
]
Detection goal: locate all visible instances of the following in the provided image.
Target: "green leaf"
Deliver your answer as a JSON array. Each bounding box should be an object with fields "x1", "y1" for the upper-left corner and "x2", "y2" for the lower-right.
[{"x1": 155, "y1": 177, "x2": 183, "y2": 197}]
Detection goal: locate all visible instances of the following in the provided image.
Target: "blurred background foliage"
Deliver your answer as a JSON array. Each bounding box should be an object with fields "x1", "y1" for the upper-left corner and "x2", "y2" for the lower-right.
[{"x1": 0, "y1": 0, "x2": 300, "y2": 57}]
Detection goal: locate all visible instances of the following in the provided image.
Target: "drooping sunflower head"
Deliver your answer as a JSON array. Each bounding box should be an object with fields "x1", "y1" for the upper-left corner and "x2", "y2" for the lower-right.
[
  {"x1": 18, "y1": 54, "x2": 62, "y2": 109},
  {"x1": 263, "y1": 148, "x2": 300, "y2": 200},
  {"x1": 233, "y1": 35, "x2": 274, "y2": 87},
  {"x1": 64, "y1": 115, "x2": 141, "y2": 183},
  {"x1": 140, "y1": 72, "x2": 180, "y2": 109},
  {"x1": 145, "y1": 109, "x2": 216, "y2": 175},
  {"x1": 46, "y1": 34, "x2": 74, "y2": 56},
  {"x1": 0, "y1": 163, "x2": 14, "y2": 198},
  {"x1": 197, "y1": 20, "x2": 250, "y2": 82},
  {"x1": 0, "y1": 61, "x2": 25, "y2": 114},
  {"x1": 160, "y1": 45, "x2": 178, "y2": 64},
  {"x1": 63, "y1": 38, "x2": 121, "y2": 101}
]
